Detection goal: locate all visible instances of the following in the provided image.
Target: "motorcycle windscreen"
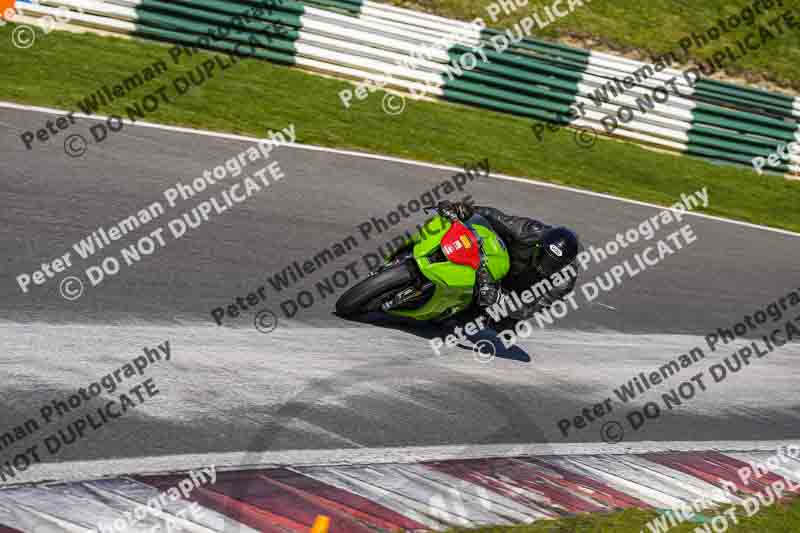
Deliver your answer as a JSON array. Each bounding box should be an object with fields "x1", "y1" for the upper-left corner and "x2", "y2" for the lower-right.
[{"x1": 440, "y1": 221, "x2": 480, "y2": 270}]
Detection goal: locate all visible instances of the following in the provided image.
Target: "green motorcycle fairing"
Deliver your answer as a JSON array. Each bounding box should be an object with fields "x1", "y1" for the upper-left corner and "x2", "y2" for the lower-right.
[{"x1": 388, "y1": 215, "x2": 510, "y2": 321}]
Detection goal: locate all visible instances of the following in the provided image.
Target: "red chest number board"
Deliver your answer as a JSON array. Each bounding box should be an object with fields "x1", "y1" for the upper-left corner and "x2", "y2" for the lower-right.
[{"x1": 440, "y1": 221, "x2": 480, "y2": 270}]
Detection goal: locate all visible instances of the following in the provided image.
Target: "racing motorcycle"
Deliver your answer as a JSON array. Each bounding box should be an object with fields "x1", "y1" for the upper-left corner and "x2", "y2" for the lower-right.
[{"x1": 336, "y1": 205, "x2": 510, "y2": 320}]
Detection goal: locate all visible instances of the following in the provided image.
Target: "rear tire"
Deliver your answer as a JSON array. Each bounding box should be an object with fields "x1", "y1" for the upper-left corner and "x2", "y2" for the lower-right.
[{"x1": 335, "y1": 261, "x2": 416, "y2": 317}]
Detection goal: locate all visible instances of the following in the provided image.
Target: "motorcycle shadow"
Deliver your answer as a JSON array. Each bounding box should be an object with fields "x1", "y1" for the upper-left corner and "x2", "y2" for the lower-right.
[{"x1": 334, "y1": 312, "x2": 532, "y2": 363}]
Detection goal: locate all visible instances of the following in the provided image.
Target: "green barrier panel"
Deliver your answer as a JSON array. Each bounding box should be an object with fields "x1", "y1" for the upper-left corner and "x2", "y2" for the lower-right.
[
  {"x1": 133, "y1": 2, "x2": 300, "y2": 56},
  {"x1": 693, "y1": 107, "x2": 796, "y2": 142},
  {"x1": 483, "y1": 30, "x2": 591, "y2": 65},
  {"x1": 686, "y1": 142, "x2": 790, "y2": 173},
  {"x1": 174, "y1": 0, "x2": 307, "y2": 16},
  {"x1": 306, "y1": 0, "x2": 362, "y2": 8},
  {"x1": 693, "y1": 87, "x2": 798, "y2": 119},
  {"x1": 132, "y1": 20, "x2": 297, "y2": 65},
  {"x1": 447, "y1": 76, "x2": 576, "y2": 117},
  {"x1": 140, "y1": 0, "x2": 304, "y2": 29},
  {"x1": 483, "y1": 28, "x2": 591, "y2": 63},
  {"x1": 441, "y1": 86, "x2": 574, "y2": 124},
  {"x1": 298, "y1": 0, "x2": 360, "y2": 13},
  {"x1": 703, "y1": 76, "x2": 795, "y2": 103},
  {"x1": 693, "y1": 78, "x2": 793, "y2": 108},
  {"x1": 691, "y1": 123, "x2": 789, "y2": 150},
  {"x1": 687, "y1": 130, "x2": 783, "y2": 159},
  {"x1": 695, "y1": 101, "x2": 797, "y2": 132},
  {"x1": 446, "y1": 49, "x2": 582, "y2": 98},
  {"x1": 696, "y1": 80, "x2": 797, "y2": 118},
  {"x1": 452, "y1": 43, "x2": 586, "y2": 84},
  {"x1": 454, "y1": 64, "x2": 578, "y2": 106}
]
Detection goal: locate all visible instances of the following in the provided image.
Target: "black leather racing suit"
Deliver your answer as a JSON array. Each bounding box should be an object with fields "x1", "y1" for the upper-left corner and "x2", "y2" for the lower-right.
[{"x1": 469, "y1": 206, "x2": 579, "y2": 321}]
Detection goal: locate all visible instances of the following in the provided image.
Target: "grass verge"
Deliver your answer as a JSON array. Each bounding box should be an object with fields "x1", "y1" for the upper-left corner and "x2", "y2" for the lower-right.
[
  {"x1": 446, "y1": 497, "x2": 800, "y2": 532},
  {"x1": 397, "y1": 0, "x2": 800, "y2": 91},
  {"x1": 2, "y1": 24, "x2": 799, "y2": 232}
]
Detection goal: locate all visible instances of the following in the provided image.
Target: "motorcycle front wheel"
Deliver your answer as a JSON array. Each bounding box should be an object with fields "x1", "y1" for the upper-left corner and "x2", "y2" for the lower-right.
[{"x1": 335, "y1": 261, "x2": 416, "y2": 317}]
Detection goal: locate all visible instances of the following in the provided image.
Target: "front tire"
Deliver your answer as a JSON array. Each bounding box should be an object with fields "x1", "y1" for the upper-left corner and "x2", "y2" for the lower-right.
[{"x1": 335, "y1": 261, "x2": 416, "y2": 317}]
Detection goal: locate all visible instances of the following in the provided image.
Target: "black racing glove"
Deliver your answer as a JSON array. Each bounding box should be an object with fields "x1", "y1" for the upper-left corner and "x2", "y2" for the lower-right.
[
  {"x1": 476, "y1": 267, "x2": 501, "y2": 307},
  {"x1": 437, "y1": 201, "x2": 474, "y2": 221}
]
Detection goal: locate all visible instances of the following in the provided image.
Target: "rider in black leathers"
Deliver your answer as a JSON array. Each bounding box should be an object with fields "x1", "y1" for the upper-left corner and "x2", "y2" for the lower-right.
[{"x1": 437, "y1": 200, "x2": 581, "y2": 323}]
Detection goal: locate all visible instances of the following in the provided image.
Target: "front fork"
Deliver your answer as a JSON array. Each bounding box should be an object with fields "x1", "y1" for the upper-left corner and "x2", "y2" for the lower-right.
[
  {"x1": 369, "y1": 244, "x2": 414, "y2": 277},
  {"x1": 370, "y1": 251, "x2": 435, "y2": 312},
  {"x1": 380, "y1": 281, "x2": 435, "y2": 311}
]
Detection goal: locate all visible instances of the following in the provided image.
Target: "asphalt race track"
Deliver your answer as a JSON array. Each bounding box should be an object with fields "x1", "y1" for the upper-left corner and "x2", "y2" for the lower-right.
[{"x1": 2, "y1": 105, "x2": 800, "y2": 479}]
